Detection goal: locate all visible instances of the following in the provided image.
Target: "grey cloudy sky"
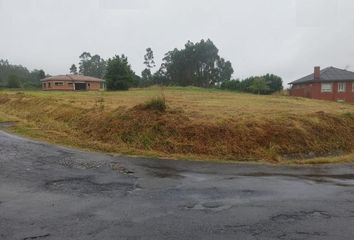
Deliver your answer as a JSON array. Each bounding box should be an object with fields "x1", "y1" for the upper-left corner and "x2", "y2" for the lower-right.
[{"x1": 0, "y1": 0, "x2": 354, "y2": 84}]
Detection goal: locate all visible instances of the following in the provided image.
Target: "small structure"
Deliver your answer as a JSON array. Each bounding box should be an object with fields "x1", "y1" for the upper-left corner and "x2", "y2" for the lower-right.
[
  {"x1": 289, "y1": 66, "x2": 354, "y2": 102},
  {"x1": 41, "y1": 75, "x2": 105, "y2": 91}
]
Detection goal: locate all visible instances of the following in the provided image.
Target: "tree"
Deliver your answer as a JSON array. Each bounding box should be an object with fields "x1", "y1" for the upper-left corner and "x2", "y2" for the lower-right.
[
  {"x1": 143, "y1": 48, "x2": 156, "y2": 69},
  {"x1": 141, "y1": 68, "x2": 152, "y2": 86},
  {"x1": 7, "y1": 75, "x2": 21, "y2": 88},
  {"x1": 141, "y1": 48, "x2": 156, "y2": 86},
  {"x1": 264, "y1": 74, "x2": 283, "y2": 92},
  {"x1": 161, "y1": 39, "x2": 234, "y2": 87},
  {"x1": 221, "y1": 74, "x2": 282, "y2": 95},
  {"x1": 78, "y1": 52, "x2": 106, "y2": 78},
  {"x1": 70, "y1": 64, "x2": 78, "y2": 74},
  {"x1": 105, "y1": 55, "x2": 135, "y2": 91},
  {"x1": 248, "y1": 77, "x2": 270, "y2": 94},
  {"x1": 26, "y1": 69, "x2": 46, "y2": 88},
  {"x1": 221, "y1": 79, "x2": 241, "y2": 91}
]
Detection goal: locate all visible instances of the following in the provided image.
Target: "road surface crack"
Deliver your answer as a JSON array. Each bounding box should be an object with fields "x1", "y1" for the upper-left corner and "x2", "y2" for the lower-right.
[{"x1": 22, "y1": 233, "x2": 50, "y2": 240}]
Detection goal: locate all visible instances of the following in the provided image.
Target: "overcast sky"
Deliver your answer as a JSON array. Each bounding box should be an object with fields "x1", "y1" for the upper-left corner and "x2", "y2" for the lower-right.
[{"x1": 1, "y1": 0, "x2": 354, "y2": 84}]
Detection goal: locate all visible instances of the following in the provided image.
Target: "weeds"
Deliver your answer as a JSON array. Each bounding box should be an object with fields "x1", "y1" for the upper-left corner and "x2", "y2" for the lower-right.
[{"x1": 143, "y1": 96, "x2": 167, "y2": 112}]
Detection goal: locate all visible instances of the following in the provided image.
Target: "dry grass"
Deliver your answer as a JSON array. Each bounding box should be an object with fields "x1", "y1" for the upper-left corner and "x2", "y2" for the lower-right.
[{"x1": 1, "y1": 87, "x2": 354, "y2": 164}]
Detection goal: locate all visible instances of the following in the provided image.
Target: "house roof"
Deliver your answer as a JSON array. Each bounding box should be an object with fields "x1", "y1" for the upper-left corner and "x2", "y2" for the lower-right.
[
  {"x1": 41, "y1": 74, "x2": 105, "y2": 82},
  {"x1": 290, "y1": 67, "x2": 354, "y2": 85}
]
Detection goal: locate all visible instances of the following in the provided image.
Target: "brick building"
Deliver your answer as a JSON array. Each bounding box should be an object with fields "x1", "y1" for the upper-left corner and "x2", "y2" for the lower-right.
[
  {"x1": 41, "y1": 75, "x2": 105, "y2": 91},
  {"x1": 289, "y1": 66, "x2": 354, "y2": 102}
]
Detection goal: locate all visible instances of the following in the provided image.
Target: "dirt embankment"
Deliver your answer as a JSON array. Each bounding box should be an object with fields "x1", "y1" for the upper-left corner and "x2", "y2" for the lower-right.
[{"x1": 1, "y1": 93, "x2": 354, "y2": 162}]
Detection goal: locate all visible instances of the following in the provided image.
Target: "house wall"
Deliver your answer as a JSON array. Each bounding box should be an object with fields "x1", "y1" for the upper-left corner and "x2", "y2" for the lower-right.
[
  {"x1": 290, "y1": 81, "x2": 354, "y2": 102},
  {"x1": 42, "y1": 80, "x2": 103, "y2": 91}
]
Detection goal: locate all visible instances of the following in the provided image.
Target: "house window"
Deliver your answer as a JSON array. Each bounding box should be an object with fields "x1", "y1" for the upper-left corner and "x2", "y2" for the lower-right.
[
  {"x1": 87, "y1": 83, "x2": 91, "y2": 88},
  {"x1": 352, "y1": 83, "x2": 354, "y2": 92},
  {"x1": 338, "y1": 82, "x2": 346, "y2": 92},
  {"x1": 55, "y1": 82, "x2": 64, "y2": 86},
  {"x1": 43, "y1": 83, "x2": 46, "y2": 88},
  {"x1": 321, "y1": 83, "x2": 332, "y2": 93},
  {"x1": 48, "y1": 82, "x2": 51, "y2": 88}
]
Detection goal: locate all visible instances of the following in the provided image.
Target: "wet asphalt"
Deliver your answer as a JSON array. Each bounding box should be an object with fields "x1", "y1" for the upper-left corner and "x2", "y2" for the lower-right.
[{"x1": 1, "y1": 130, "x2": 354, "y2": 240}]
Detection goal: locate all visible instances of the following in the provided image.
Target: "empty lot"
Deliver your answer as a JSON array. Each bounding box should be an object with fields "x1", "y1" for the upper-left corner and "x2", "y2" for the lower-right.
[{"x1": 2, "y1": 88, "x2": 354, "y2": 163}]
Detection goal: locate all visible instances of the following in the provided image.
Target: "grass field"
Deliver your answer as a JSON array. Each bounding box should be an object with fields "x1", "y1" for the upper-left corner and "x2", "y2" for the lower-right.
[{"x1": 1, "y1": 87, "x2": 354, "y2": 164}]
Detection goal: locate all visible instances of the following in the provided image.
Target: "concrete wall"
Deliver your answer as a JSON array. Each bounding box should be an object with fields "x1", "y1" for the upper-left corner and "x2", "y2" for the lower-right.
[
  {"x1": 42, "y1": 80, "x2": 104, "y2": 91},
  {"x1": 290, "y1": 81, "x2": 354, "y2": 102}
]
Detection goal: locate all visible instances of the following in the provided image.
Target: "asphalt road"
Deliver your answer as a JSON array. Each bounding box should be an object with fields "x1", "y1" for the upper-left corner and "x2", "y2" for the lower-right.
[{"x1": 1, "y1": 130, "x2": 354, "y2": 240}]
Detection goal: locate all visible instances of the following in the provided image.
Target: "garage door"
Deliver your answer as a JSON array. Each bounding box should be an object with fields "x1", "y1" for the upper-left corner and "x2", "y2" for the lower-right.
[{"x1": 75, "y1": 83, "x2": 87, "y2": 91}]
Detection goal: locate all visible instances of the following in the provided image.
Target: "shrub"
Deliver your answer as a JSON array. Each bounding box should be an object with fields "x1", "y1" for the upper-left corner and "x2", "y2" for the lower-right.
[{"x1": 143, "y1": 96, "x2": 166, "y2": 112}]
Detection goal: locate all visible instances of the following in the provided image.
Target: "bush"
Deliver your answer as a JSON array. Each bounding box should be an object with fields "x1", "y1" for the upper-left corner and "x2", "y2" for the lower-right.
[{"x1": 143, "y1": 96, "x2": 167, "y2": 112}]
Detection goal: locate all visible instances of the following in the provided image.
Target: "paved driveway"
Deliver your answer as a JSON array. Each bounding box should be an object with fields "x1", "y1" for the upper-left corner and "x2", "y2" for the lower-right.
[{"x1": 1, "y1": 131, "x2": 354, "y2": 239}]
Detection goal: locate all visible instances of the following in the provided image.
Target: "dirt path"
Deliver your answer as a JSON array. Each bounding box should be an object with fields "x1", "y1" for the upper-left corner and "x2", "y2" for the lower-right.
[{"x1": 1, "y1": 130, "x2": 354, "y2": 239}]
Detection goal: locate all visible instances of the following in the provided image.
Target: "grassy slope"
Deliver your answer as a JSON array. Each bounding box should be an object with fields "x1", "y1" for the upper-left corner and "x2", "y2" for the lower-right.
[{"x1": 1, "y1": 87, "x2": 354, "y2": 164}]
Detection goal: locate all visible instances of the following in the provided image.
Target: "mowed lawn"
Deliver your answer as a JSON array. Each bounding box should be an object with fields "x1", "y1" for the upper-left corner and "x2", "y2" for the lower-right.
[{"x1": 1, "y1": 87, "x2": 354, "y2": 164}]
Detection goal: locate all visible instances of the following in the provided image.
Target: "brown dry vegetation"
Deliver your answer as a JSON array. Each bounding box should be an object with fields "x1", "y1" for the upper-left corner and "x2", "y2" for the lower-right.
[{"x1": 1, "y1": 87, "x2": 354, "y2": 164}]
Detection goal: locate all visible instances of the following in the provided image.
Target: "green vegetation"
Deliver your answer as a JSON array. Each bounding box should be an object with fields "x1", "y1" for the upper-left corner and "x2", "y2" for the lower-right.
[
  {"x1": 1, "y1": 87, "x2": 354, "y2": 164},
  {"x1": 0, "y1": 59, "x2": 46, "y2": 89},
  {"x1": 6, "y1": 75, "x2": 21, "y2": 88},
  {"x1": 155, "y1": 39, "x2": 234, "y2": 87},
  {"x1": 70, "y1": 64, "x2": 78, "y2": 74},
  {"x1": 143, "y1": 96, "x2": 167, "y2": 112},
  {"x1": 105, "y1": 55, "x2": 136, "y2": 91},
  {"x1": 1, "y1": 39, "x2": 283, "y2": 94},
  {"x1": 77, "y1": 52, "x2": 106, "y2": 78},
  {"x1": 221, "y1": 74, "x2": 283, "y2": 94}
]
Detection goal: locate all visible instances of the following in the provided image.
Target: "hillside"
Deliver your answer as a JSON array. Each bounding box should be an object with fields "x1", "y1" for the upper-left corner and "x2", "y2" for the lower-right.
[{"x1": 1, "y1": 87, "x2": 354, "y2": 164}]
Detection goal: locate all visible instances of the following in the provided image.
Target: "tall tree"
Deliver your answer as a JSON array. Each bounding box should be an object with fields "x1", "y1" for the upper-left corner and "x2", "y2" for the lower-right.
[
  {"x1": 141, "y1": 68, "x2": 152, "y2": 86},
  {"x1": 143, "y1": 48, "x2": 156, "y2": 69},
  {"x1": 105, "y1": 55, "x2": 135, "y2": 91},
  {"x1": 70, "y1": 64, "x2": 78, "y2": 74},
  {"x1": 161, "y1": 39, "x2": 234, "y2": 87},
  {"x1": 141, "y1": 48, "x2": 156, "y2": 86},
  {"x1": 78, "y1": 52, "x2": 106, "y2": 78}
]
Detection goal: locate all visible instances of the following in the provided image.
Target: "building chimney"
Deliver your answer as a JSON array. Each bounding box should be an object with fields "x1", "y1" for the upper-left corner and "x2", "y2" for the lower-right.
[{"x1": 314, "y1": 66, "x2": 321, "y2": 80}]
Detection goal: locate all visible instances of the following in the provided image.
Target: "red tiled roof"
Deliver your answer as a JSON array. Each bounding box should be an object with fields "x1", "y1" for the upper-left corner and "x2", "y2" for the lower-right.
[{"x1": 41, "y1": 74, "x2": 105, "y2": 82}]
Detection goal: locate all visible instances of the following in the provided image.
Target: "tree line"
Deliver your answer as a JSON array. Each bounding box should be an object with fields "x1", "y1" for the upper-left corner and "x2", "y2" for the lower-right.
[
  {"x1": 0, "y1": 59, "x2": 46, "y2": 88},
  {"x1": 1, "y1": 38, "x2": 283, "y2": 94},
  {"x1": 71, "y1": 39, "x2": 282, "y2": 94},
  {"x1": 221, "y1": 74, "x2": 283, "y2": 94}
]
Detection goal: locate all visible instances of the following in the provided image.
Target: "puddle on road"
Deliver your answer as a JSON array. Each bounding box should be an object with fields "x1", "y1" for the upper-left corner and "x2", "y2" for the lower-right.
[
  {"x1": 45, "y1": 177, "x2": 138, "y2": 196},
  {"x1": 241, "y1": 172, "x2": 354, "y2": 186},
  {"x1": 143, "y1": 164, "x2": 184, "y2": 179}
]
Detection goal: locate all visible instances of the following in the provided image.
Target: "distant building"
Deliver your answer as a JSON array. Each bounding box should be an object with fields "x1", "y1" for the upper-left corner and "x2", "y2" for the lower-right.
[
  {"x1": 41, "y1": 75, "x2": 105, "y2": 91},
  {"x1": 289, "y1": 66, "x2": 354, "y2": 102}
]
